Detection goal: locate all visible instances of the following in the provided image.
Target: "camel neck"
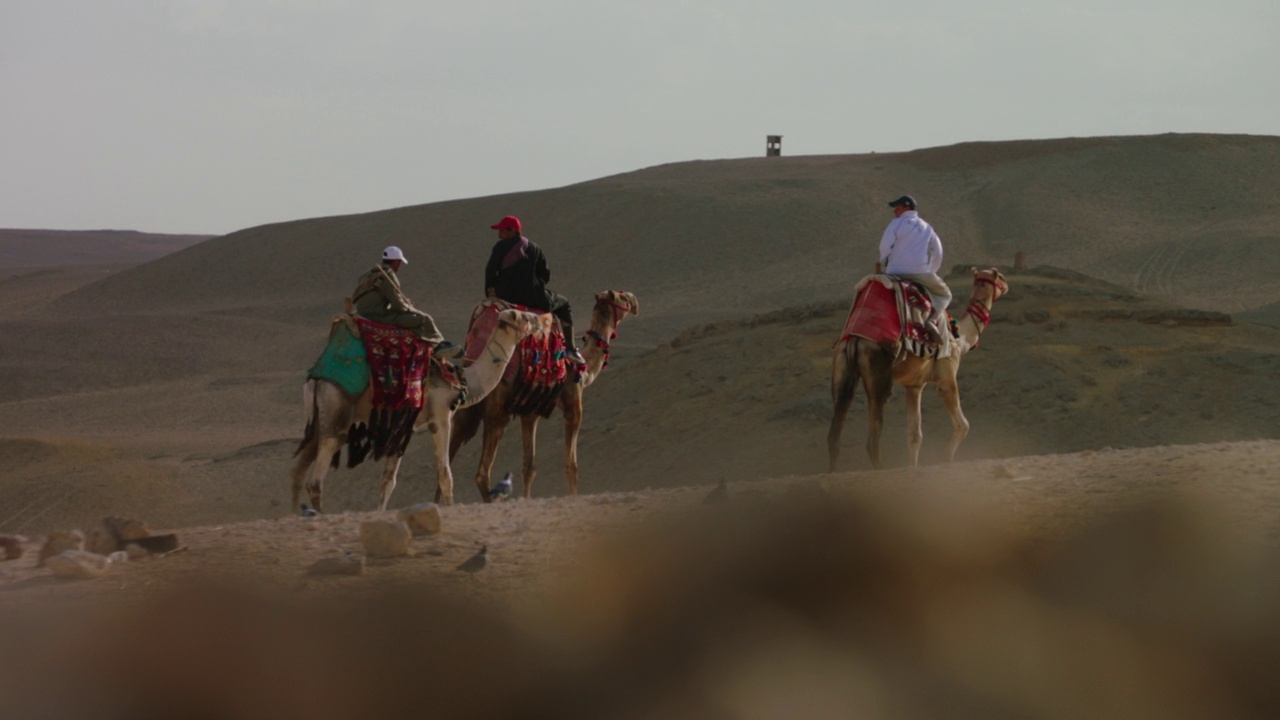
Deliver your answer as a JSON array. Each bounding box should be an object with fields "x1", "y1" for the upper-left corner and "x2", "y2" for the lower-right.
[
  {"x1": 578, "y1": 322, "x2": 620, "y2": 388},
  {"x1": 953, "y1": 294, "x2": 996, "y2": 355},
  {"x1": 457, "y1": 329, "x2": 520, "y2": 407}
]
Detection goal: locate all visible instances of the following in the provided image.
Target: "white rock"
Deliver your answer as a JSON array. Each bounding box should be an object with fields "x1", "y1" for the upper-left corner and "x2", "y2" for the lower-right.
[
  {"x1": 397, "y1": 503, "x2": 442, "y2": 536},
  {"x1": 359, "y1": 520, "x2": 412, "y2": 558},
  {"x1": 45, "y1": 550, "x2": 111, "y2": 579},
  {"x1": 306, "y1": 554, "x2": 365, "y2": 576}
]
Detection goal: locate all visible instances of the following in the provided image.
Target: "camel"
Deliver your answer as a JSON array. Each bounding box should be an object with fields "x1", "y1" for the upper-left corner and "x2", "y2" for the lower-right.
[
  {"x1": 449, "y1": 290, "x2": 640, "y2": 501},
  {"x1": 827, "y1": 267, "x2": 1009, "y2": 471},
  {"x1": 289, "y1": 307, "x2": 541, "y2": 513}
]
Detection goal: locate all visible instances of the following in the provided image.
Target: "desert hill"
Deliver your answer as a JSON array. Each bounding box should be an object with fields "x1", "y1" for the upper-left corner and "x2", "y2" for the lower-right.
[
  {"x1": 46, "y1": 133, "x2": 1280, "y2": 331},
  {"x1": 1, "y1": 133, "x2": 1279, "y2": 537},
  {"x1": 0, "y1": 229, "x2": 212, "y2": 269},
  {"x1": 0, "y1": 229, "x2": 214, "y2": 315}
]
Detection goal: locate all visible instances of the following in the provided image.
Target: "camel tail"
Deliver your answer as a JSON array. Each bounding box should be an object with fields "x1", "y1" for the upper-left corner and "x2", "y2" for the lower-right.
[
  {"x1": 294, "y1": 380, "x2": 319, "y2": 458},
  {"x1": 827, "y1": 338, "x2": 862, "y2": 472}
]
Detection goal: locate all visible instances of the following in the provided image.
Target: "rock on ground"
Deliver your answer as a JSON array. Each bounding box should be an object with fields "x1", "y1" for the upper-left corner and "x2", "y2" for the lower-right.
[
  {"x1": 306, "y1": 554, "x2": 365, "y2": 576},
  {"x1": 359, "y1": 520, "x2": 412, "y2": 559},
  {"x1": 0, "y1": 535, "x2": 26, "y2": 560},
  {"x1": 45, "y1": 550, "x2": 111, "y2": 579},
  {"x1": 397, "y1": 503, "x2": 443, "y2": 536},
  {"x1": 38, "y1": 530, "x2": 85, "y2": 566}
]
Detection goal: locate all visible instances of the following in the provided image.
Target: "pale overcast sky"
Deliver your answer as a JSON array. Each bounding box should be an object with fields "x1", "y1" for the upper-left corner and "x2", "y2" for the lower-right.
[{"x1": 2, "y1": 0, "x2": 1277, "y2": 235}]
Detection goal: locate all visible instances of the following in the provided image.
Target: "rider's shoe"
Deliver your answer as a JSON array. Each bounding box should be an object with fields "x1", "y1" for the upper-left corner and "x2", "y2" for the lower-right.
[{"x1": 434, "y1": 341, "x2": 463, "y2": 359}]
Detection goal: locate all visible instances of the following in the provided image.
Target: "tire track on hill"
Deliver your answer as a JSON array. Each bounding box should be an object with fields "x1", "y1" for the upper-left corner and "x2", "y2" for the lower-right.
[{"x1": 1132, "y1": 243, "x2": 1186, "y2": 300}]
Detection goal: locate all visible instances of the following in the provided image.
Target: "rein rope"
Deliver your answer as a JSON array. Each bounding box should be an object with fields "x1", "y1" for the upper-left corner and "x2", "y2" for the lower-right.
[
  {"x1": 585, "y1": 329, "x2": 613, "y2": 367},
  {"x1": 606, "y1": 299, "x2": 632, "y2": 325},
  {"x1": 963, "y1": 273, "x2": 1005, "y2": 335},
  {"x1": 584, "y1": 298, "x2": 632, "y2": 369},
  {"x1": 965, "y1": 299, "x2": 992, "y2": 328},
  {"x1": 973, "y1": 275, "x2": 1008, "y2": 296},
  {"x1": 486, "y1": 320, "x2": 519, "y2": 365}
]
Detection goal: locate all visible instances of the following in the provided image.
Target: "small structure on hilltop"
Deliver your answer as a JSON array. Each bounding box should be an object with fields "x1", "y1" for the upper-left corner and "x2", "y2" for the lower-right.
[{"x1": 766, "y1": 135, "x2": 782, "y2": 157}]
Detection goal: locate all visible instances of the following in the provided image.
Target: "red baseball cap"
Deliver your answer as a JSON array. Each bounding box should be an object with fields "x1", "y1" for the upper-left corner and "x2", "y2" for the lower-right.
[{"x1": 490, "y1": 216, "x2": 522, "y2": 231}]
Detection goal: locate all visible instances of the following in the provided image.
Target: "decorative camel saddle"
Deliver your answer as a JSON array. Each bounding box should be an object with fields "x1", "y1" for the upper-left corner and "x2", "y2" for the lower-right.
[
  {"x1": 463, "y1": 299, "x2": 580, "y2": 417},
  {"x1": 839, "y1": 274, "x2": 958, "y2": 359},
  {"x1": 306, "y1": 313, "x2": 465, "y2": 460}
]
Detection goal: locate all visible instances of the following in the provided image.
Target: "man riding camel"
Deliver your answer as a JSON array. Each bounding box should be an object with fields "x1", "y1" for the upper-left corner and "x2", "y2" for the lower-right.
[
  {"x1": 484, "y1": 215, "x2": 585, "y2": 365},
  {"x1": 351, "y1": 245, "x2": 459, "y2": 356},
  {"x1": 879, "y1": 195, "x2": 952, "y2": 342}
]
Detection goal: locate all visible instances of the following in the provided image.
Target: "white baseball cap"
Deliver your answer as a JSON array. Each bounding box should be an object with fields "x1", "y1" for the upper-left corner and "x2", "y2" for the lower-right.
[{"x1": 381, "y1": 245, "x2": 408, "y2": 264}]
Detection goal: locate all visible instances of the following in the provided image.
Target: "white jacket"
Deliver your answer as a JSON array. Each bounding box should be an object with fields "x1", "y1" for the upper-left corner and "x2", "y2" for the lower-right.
[{"x1": 879, "y1": 211, "x2": 943, "y2": 275}]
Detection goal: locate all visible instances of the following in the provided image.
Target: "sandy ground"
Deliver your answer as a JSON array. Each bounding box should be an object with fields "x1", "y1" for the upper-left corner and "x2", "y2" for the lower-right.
[
  {"x1": 4, "y1": 439, "x2": 1280, "y2": 606},
  {"x1": 3, "y1": 441, "x2": 1280, "y2": 719}
]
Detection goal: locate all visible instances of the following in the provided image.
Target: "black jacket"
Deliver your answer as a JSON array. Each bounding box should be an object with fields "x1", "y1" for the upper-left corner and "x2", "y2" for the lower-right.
[{"x1": 484, "y1": 235, "x2": 552, "y2": 310}]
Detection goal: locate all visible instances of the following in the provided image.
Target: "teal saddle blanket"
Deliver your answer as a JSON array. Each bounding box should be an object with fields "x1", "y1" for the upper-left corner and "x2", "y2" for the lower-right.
[{"x1": 307, "y1": 320, "x2": 370, "y2": 397}]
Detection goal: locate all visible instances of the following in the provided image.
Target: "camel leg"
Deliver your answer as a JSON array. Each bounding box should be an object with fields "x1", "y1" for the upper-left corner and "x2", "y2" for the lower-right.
[
  {"x1": 417, "y1": 397, "x2": 459, "y2": 506},
  {"x1": 520, "y1": 414, "x2": 540, "y2": 498},
  {"x1": 289, "y1": 442, "x2": 318, "y2": 514},
  {"x1": 466, "y1": 406, "x2": 510, "y2": 503},
  {"x1": 562, "y1": 392, "x2": 583, "y2": 495},
  {"x1": 305, "y1": 436, "x2": 343, "y2": 513},
  {"x1": 290, "y1": 379, "x2": 353, "y2": 515},
  {"x1": 377, "y1": 455, "x2": 403, "y2": 511},
  {"x1": 865, "y1": 392, "x2": 887, "y2": 470},
  {"x1": 904, "y1": 385, "x2": 925, "y2": 467},
  {"x1": 426, "y1": 408, "x2": 456, "y2": 506},
  {"x1": 827, "y1": 340, "x2": 859, "y2": 472},
  {"x1": 939, "y1": 380, "x2": 970, "y2": 461},
  {"x1": 863, "y1": 368, "x2": 893, "y2": 470}
]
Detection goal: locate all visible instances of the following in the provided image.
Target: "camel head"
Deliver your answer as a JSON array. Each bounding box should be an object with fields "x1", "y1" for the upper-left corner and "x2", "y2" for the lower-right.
[
  {"x1": 593, "y1": 290, "x2": 640, "y2": 329},
  {"x1": 495, "y1": 308, "x2": 542, "y2": 340},
  {"x1": 970, "y1": 267, "x2": 1009, "y2": 304}
]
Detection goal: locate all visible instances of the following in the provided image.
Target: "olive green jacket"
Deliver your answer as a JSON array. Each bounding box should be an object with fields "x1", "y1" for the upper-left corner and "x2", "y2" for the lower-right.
[{"x1": 350, "y1": 263, "x2": 444, "y2": 343}]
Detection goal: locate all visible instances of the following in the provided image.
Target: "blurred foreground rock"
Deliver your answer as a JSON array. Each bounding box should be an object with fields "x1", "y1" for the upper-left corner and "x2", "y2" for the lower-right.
[
  {"x1": 0, "y1": 535, "x2": 26, "y2": 560},
  {"x1": 126, "y1": 534, "x2": 180, "y2": 555},
  {"x1": 86, "y1": 516, "x2": 152, "y2": 555},
  {"x1": 37, "y1": 530, "x2": 84, "y2": 566},
  {"x1": 397, "y1": 503, "x2": 442, "y2": 536},
  {"x1": 306, "y1": 554, "x2": 365, "y2": 576},
  {"x1": 44, "y1": 550, "x2": 110, "y2": 579},
  {"x1": 359, "y1": 520, "x2": 412, "y2": 558},
  {"x1": 6, "y1": 483, "x2": 1280, "y2": 720}
]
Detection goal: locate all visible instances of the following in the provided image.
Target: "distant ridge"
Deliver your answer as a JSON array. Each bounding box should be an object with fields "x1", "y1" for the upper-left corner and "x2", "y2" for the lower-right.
[
  {"x1": 0, "y1": 229, "x2": 214, "y2": 268},
  {"x1": 42, "y1": 133, "x2": 1280, "y2": 323}
]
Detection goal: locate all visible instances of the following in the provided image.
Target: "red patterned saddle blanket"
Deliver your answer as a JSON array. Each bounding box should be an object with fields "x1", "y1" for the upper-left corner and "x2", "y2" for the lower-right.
[
  {"x1": 354, "y1": 318, "x2": 432, "y2": 411},
  {"x1": 464, "y1": 299, "x2": 578, "y2": 417},
  {"x1": 839, "y1": 275, "x2": 951, "y2": 359}
]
